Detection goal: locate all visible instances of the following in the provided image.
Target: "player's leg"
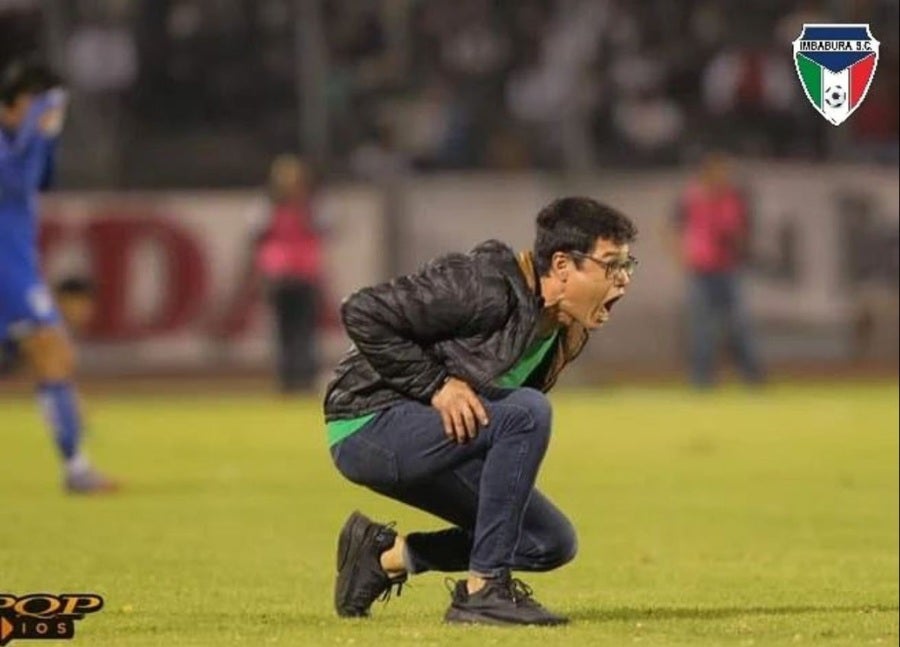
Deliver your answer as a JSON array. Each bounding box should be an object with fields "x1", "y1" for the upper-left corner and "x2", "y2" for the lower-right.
[
  {"x1": 273, "y1": 280, "x2": 318, "y2": 392},
  {"x1": 357, "y1": 460, "x2": 574, "y2": 627},
  {"x1": 333, "y1": 389, "x2": 553, "y2": 574},
  {"x1": 21, "y1": 326, "x2": 81, "y2": 472},
  {"x1": 510, "y1": 489, "x2": 579, "y2": 572},
  {"x1": 331, "y1": 388, "x2": 565, "y2": 624},
  {"x1": 19, "y1": 325, "x2": 117, "y2": 494},
  {"x1": 269, "y1": 281, "x2": 294, "y2": 392},
  {"x1": 372, "y1": 458, "x2": 577, "y2": 575},
  {"x1": 688, "y1": 273, "x2": 719, "y2": 387},
  {"x1": 722, "y1": 272, "x2": 765, "y2": 384},
  {"x1": 287, "y1": 280, "x2": 318, "y2": 391}
]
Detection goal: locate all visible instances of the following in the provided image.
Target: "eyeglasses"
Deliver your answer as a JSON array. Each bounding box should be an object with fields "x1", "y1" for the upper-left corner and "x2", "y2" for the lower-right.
[{"x1": 571, "y1": 252, "x2": 639, "y2": 279}]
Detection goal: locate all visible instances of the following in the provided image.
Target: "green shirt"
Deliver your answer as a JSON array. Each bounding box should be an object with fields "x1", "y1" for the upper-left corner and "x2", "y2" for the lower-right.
[
  {"x1": 325, "y1": 331, "x2": 559, "y2": 447},
  {"x1": 493, "y1": 331, "x2": 559, "y2": 388}
]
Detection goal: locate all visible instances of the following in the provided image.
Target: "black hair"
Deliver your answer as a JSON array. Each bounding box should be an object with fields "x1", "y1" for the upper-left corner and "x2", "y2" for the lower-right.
[
  {"x1": 0, "y1": 58, "x2": 62, "y2": 106},
  {"x1": 533, "y1": 197, "x2": 637, "y2": 276},
  {"x1": 54, "y1": 276, "x2": 94, "y2": 297}
]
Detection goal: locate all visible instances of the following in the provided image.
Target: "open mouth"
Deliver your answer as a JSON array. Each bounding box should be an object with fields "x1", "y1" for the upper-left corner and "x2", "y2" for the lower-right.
[
  {"x1": 597, "y1": 295, "x2": 623, "y2": 324},
  {"x1": 603, "y1": 295, "x2": 623, "y2": 313}
]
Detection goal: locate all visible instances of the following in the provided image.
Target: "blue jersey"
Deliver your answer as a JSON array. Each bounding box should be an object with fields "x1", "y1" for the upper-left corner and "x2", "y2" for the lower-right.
[{"x1": 0, "y1": 94, "x2": 61, "y2": 340}]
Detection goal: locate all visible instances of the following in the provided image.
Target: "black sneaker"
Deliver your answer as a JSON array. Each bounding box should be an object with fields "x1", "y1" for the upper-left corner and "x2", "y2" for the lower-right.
[
  {"x1": 444, "y1": 573, "x2": 568, "y2": 626},
  {"x1": 334, "y1": 510, "x2": 407, "y2": 617}
]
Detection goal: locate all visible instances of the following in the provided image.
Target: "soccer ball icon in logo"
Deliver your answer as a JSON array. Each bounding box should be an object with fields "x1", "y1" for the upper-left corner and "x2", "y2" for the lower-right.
[{"x1": 824, "y1": 85, "x2": 847, "y2": 109}]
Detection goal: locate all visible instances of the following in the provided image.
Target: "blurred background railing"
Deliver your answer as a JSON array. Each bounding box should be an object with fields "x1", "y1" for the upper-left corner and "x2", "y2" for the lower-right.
[{"x1": 36, "y1": 163, "x2": 898, "y2": 379}]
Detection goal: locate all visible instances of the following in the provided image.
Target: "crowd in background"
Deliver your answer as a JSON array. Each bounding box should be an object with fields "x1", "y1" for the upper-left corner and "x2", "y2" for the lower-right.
[{"x1": 2, "y1": 0, "x2": 898, "y2": 188}]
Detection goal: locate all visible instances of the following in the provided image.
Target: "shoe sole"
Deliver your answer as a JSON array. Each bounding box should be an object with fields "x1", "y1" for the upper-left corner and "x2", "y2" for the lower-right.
[
  {"x1": 444, "y1": 605, "x2": 569, "y2": 626},
  {"x1": 65, "y1": 482, "x2": 121, "y2": 495},
  {"x1": 334, "y1": 511, "x2": 373, "y2": 618}
]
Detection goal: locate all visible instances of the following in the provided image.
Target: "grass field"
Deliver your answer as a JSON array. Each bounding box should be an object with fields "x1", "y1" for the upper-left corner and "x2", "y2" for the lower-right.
[{"x1": 1, "y1": 382, "x2": 897, "y2": 646}]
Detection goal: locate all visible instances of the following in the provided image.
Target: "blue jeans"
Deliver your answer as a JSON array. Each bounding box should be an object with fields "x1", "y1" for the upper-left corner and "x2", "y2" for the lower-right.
[
  {"x1": 688, "y1": 271, "x2": 764, "y2": 387},
  {"x1": 329, "y1": 388, "x2": 577, "y2": 578}
]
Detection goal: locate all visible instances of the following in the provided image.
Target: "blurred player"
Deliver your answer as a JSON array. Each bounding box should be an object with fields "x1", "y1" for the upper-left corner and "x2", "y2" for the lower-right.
[
  {"x1": 0, "y1": 59, "x2": 117, "y2": 494},
  {"x1": 324, "y1": 198, "x2": 637, "y2": 625}
]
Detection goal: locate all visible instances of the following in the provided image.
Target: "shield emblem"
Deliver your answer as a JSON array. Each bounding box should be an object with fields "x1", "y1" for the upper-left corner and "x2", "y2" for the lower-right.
[{"x1": 793, "y1": 24, "x2": 879, "y2": 126}]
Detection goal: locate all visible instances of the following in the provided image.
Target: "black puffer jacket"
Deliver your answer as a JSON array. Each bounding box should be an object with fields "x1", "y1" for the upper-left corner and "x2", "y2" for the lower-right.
[{"x1": 323, "y1": 240, "x2": 588, "y2": 421}]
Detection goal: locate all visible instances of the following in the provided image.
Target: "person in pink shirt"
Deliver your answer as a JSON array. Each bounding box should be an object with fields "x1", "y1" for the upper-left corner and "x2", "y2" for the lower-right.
[
  {"x1": 255, "y1": 155, "x2": 324, "y2": 392},
  {"x1": 672, "y1": 152, "x2": 765, "y2": 387}
]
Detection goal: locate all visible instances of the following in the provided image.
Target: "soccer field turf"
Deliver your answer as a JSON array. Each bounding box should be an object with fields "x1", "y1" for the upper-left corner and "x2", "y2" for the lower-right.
[{"x1": 1, "y1": 382, "x2": 897, "y2": 646}]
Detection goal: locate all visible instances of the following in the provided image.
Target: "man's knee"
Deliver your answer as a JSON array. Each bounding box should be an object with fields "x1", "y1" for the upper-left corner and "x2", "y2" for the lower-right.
[
  {"x1": 546, "y1": 520, "x2": 578, "y2": 567},
  {"x1": 504, "y1": 388, "x2": 552, "y2": 435},
  {"x1": 520, "y1": 520, "x2": 578, "y2": 570}
]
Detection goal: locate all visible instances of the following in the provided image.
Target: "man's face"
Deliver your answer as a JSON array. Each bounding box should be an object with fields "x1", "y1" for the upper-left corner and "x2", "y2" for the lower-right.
[
  {"x1": 57, "y1": 294, "x2": 95, "y2": 334},
  {"x1": 701, "y1": 153, "x2": 732, "y2": 188},
  {"x1": 555, "y1": 238, "x2": 633, "y2": 330},
  {"x1": 0, "y1": 93, "x2": 35, "y2": 129},
  {"x1": 270, "y1": 158, "x2": 310, "y2": 202}
]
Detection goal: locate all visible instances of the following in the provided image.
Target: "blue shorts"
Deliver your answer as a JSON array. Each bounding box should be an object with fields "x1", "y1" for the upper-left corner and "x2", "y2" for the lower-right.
[{"x1": 0, "y1": 273, "x2": 60, "y2": 342}]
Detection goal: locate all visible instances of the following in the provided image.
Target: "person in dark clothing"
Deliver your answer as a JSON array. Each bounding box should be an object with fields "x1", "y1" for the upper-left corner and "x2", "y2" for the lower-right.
[
  {"x1": 254, "y1": 155, "x2": 324, "y2": 393},
  {"x1": 323, "y1": 197, "x2": 638, "y2": 626}
]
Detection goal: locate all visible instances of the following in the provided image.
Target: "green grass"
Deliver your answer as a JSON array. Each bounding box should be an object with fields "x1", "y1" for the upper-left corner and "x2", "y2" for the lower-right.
[{"x1": 1, "y1": 382, "x2": 897, "y2": 646}]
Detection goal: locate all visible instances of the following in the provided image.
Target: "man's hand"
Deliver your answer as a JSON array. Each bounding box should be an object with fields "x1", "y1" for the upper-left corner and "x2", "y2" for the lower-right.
[
  {"x1": 37, "y1": 89, "x2": 68, "y2": 137},
  {"x1": 431, "y1": 377, "x2": 489, "y2": 444}
]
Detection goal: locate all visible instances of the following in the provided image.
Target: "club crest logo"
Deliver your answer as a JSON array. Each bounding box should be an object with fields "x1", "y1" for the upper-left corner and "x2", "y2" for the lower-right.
[{"x1": 793, "y1": 24, "x2": 879, "y2": 125}]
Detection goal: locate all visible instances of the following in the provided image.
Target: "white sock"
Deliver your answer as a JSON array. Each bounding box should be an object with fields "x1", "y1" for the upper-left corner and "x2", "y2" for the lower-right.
[{"x1": 65, "y1": 453, "x2": 91, "y2": 477}]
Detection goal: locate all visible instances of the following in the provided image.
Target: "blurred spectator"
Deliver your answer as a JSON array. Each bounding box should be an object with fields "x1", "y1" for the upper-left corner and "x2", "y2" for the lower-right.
[
  {"x1": 53, "y1": 276, "x2": 96, "y2": 335},
  {"x1": 388, "y1": 78, "x2": 472, "y2": 169},
  {"x1": 611, "y1": 87, "x2": 685, "y2": 164},
  {"x1": 775, "y1": 0, "x2": 829, "y2": 45},
  {"x1": 348, "y1": 121, "x2": 411, "y2": 181},
  {"x1": 254, "y1": 155, "x2": 324, "y2": 393},
  {"x1": 506, "y1": 0, "x2": 606, "y2": 168},
  {"x1": 65, "y1": 18, "x2": 137, "y2": 94},
  {"x1": 3, "y1": 0, "x2": 898, "y2": 186},
  {"x1": 702, "y1": 43, "x2": 797, "y2": 156},
  {"x1": 0, "y1": 1, "x2": 41, "y2": 67},
  {"x1": 671, "y1": 152, "x2": 766, "y2": 388},
  {"x1": 847, "y1": 58, "x2": 900, "y2": 164}
]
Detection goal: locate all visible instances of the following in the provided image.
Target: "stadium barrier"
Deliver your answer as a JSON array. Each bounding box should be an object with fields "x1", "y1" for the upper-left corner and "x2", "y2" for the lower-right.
[{"x1": 39, "y1": 164, "x2": 897, "y2": 376}]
